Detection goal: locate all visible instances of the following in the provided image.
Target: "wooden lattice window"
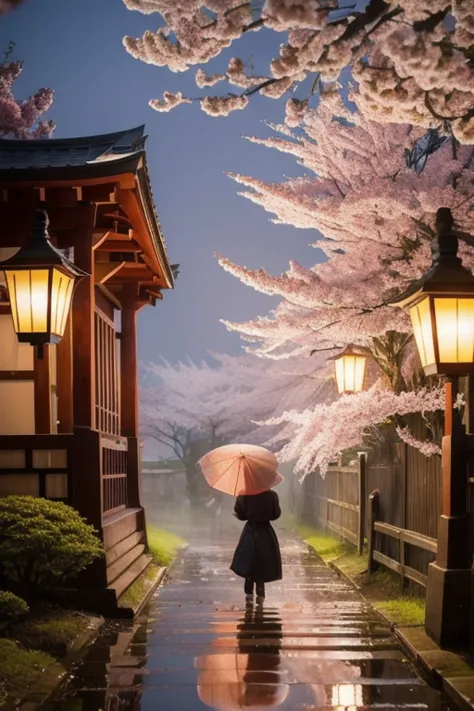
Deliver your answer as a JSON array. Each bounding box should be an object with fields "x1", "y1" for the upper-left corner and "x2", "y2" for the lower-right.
[{"x1": 94, "y1": 309, "x2": 120, "y2": 435}]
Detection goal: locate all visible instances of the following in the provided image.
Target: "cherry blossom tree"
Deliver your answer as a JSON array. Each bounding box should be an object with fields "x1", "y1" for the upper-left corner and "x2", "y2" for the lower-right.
[
  {"x1": 264, "y1": 383, "x2": 446, "y2": 477},
  {"x1": 218, "y1": 103, "x2": 474, "y2": 361},
  {"x1": 140, "y1": 352, "x2": 332, "y2": 498},
  {"x1": 123, "y1": 0, "x2": 474, "y2": 142},
  {"x1": 0, "y1": 45, "x2": 55, "y2": 139},
  {"x1": 213, "y1": 104, "x2": 474, "y2": 472}
]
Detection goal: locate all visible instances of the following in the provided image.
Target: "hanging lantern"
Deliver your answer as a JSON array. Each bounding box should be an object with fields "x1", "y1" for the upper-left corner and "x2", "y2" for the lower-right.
[
  {"x1": 390, "y1": 208, "x2": 474, "y2": 377},
  {"x1": 331, "y1": 345, "x2": 368, "y2": 394},
  {"x1": 0, "y1": 209, "x2": 88, "y2": 356}
]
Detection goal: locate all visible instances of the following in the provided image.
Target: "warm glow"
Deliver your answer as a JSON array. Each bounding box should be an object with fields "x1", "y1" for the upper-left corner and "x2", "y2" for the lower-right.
[
  {"x1": 409, "y1": 296, "x2": 474, "y2": 372},
  {"x1": 434, "y1": 298, "x2": 474, "y2": 363},
  {"x1": 409, "y1": 297, "x2": 435, "y2": 369},
  {"x1": 50, "y1": 268, "x2": 74, "y2": 337},
  {"x1": 4, "y1": 266, "x2": 73, "y2": 342},
  {"x1": 335, "y1": 353, "x2": 367, "y2": 394},
  {"x1": 331, "y1": 683, "x2": 363, "y2": 709},
  {"x1": 6, "y1": 269, "x2": 49, "y2": 335}
]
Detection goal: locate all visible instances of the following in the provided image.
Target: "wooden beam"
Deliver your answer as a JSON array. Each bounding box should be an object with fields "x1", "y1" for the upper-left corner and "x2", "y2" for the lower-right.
[
  {"x1": 0, "y1": 203, "x2": 97, "y2": 236},
  {"x1": 96, "y1": 284, "x2": 122, "y2": 310},
  {"x1": 57, "y1": 315, "x2": 73, "y2": 433},
  {"x1": 0, "y1": 370, "x2": 34, "y2": 380},
  {"x1": 92, "y1": 230, "x2": 112, "y2": 251},
  {"x1": 95, "y1": 261, "x2": 126, "y2": 284},
  {"x1": 96, "y1": 241, "x2": 142, "y2": 253},
  {"x1": 145, "y1": 288, "x2": 163, "y2": 300},
  {"x1": 34, "y1": 346, "x2": 52, "y2": 434},
  {"x1": 45, "y1": 187, "x2": 78, "y2": 208},
  {"x1": 102, "y1": 212, "x2": 132, "y2": 225},
  {"x1": 81, "y1": 183, "x2": 118, "y2": 203},
  {"x1": 92, "y1": 230, "x2": 134, "y2": 249},
  {"x1": 72, "y1": 229, "x2": 95, "y2": 428}
]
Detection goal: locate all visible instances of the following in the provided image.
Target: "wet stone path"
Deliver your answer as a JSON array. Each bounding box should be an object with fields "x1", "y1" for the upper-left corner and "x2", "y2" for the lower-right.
[{"x1": 40, "y1": 531, "x2": 457, "y2": 711}]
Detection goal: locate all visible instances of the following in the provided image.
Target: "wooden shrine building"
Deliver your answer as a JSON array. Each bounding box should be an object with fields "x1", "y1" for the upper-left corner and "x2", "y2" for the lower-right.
[{"x1": 0, "y1": 126, "x2": 175, "y2": 610}]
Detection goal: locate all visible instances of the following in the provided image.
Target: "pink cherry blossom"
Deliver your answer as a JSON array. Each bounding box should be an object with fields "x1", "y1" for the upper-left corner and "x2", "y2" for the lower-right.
[
  {"x1": 149, "y1": 91, "x2": 191, "y2": 112},
  {"x1": 0, "y1": 61, "x2": 55, "y2": 139},
  {"x1": 124, "y1": 0, "x2": 474, "y2": 139}
]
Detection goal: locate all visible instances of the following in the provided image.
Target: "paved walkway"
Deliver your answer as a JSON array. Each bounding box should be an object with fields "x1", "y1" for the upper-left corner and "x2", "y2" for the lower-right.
[{"x1": 41, "y1": 529, "x2": 457, "y2": 711}]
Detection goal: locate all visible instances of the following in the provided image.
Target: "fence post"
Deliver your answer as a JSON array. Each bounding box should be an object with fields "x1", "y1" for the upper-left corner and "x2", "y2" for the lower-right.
[
  {"x1": 357, "y1": 452, "x2": 367, "y2": 555},
  {"x1": 368, "y1": 489, "x2": 380, "y2": 574}
]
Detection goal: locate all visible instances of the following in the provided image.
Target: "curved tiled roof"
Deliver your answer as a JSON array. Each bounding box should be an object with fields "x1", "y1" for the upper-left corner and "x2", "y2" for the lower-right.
[{"x1": 0, "y1": 126, "x2": 173, "y2": 289}]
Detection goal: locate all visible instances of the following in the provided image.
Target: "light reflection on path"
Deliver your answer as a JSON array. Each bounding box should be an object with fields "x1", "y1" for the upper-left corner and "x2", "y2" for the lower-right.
[{"x1": 36, "y1": 522, "x2": 456, "y2": 711}]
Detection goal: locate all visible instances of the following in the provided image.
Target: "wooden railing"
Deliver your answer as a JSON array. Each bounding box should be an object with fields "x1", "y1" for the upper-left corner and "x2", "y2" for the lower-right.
[
  {"x1": 367, "y1": 489, "x2": 437, "y2": 588},
  {"x1": 300, "y1": 455, "x2": 366, "y2": 554},
  {"x1": 101, "y1": 434, "x2": 128, "y2": 516},
  {"x1": 0, "y1": 433, "x2": 72, "y2": 500}
]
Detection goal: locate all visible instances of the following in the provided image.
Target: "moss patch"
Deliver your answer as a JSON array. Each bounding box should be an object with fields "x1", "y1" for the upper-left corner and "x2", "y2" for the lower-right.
[
  {"x1": 147, "y1": 525, "x2": 187, "y2": 567},
  {"x1": 0, "y1": 638, "x2": 54, "y2": 707},
  {"x1": 9, "y1": 609, "x2": 91, "y2": 657},
  {"x1": 298, "y1": 523, "x2": 426, "y2": 627},
  {"x1": 119, "y1": 562, "x2": 162, "y2": 608},
  {"x1": 377, "y1": 598, "x2": 425, "y2": 626}
]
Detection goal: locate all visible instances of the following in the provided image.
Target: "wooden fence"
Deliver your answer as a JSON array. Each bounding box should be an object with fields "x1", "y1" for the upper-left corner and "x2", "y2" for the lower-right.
[
  {"x1": 367, "y1": 490, "x2": 438, "y2": 589},
  {"x1": 299, "y1": 456, "x2": 365, "y2": 554},
  {"x1": 298, "y1": 421, "x2": 442, "y2": 589}
]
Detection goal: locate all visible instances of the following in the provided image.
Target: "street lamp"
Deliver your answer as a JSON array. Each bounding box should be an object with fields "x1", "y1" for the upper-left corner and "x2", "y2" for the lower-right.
[
  {"x1": 331, "y1": 344, "x2": 369, "y2": 394},
  {"x1": 390, "y1": 207, "x2": 474, "y2": 377},
  {"x1": 0, "y1": 209, "x2": 88, "y2": 358},
  {"x1": 391, "y1": 207, "x2": 474, "y2": 648}
]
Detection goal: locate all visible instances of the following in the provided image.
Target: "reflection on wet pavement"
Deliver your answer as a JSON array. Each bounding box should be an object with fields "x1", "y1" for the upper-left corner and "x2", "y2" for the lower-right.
[{"x1": 31, "y1": 531, "x2": 458, "y2": 711}]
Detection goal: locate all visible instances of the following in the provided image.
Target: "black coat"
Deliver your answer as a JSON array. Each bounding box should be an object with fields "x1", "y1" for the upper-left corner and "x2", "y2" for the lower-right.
[{"x1": 230, "y1": 490, "x2": 282, "y2": 583}]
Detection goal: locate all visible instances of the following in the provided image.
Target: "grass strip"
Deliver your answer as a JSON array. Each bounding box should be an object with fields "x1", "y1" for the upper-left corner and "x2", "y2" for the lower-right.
[
  {"x1": 147, "y1": 524, "x2": 187, "y2": 566},
  {"x1": 297, "y1": 522, "x2": 426, "y2": 626}
]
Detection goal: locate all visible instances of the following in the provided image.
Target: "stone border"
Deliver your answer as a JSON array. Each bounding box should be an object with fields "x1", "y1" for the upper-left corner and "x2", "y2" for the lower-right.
[
  {"x1": 118, "y1": 565, "x2": 168, "y2": 618},
  {"x1": 321, "y1": 547, "x2": 474, "y2": 711}
]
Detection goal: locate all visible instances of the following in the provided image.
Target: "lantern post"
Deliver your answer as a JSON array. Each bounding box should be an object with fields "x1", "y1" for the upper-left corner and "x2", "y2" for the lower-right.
[{"x1": 391, "y1": 207, "x2": 474, "y2": 647}]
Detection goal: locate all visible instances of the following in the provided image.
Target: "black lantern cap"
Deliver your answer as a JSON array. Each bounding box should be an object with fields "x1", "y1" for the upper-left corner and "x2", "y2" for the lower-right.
[
  {"x1": 390, "y1": 207, "x2": 474, "y2": 308},
  {"x1": 0, "y1": 209, "x2": 89, "y2": 278},
  {"x1": 327, "y1": 344, "x2": 371, "y2": 360}
]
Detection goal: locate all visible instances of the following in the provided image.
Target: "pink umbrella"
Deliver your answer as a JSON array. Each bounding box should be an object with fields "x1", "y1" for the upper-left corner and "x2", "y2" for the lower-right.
[{"x1": 198, "y1": 444, "x2": 284, "y2": 497}]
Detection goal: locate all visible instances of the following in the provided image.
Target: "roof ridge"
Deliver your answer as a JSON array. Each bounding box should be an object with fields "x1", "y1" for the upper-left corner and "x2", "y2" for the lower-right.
[{"x1": 0, "y1": 125, "x2": 146, "y2": 149}]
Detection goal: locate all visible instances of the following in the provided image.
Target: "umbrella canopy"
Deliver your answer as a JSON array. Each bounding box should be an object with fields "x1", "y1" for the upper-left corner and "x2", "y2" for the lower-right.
[{"x1": 198, "y1": 444, "x2": 284, "y2": 497}]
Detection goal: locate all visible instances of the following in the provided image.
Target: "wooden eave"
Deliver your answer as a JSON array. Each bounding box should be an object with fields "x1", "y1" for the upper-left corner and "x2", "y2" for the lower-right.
[{"x1": 0, "y1": 133, "x2": 174, "y2": 295}]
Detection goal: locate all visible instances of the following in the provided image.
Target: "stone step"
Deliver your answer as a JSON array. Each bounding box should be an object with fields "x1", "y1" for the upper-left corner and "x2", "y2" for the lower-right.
[
  {"x1": 106, "y1": 530, "x2": 145, "y2": 567},
  {"x1": 102, "y1": 507, "x2": 144, "y2": 551},
  {"x1": 107, "y1": 542, "x2": 146, "y2": 585},
  {"x1": 109, "y1": 552, "x2": 152, "y2": 599}
]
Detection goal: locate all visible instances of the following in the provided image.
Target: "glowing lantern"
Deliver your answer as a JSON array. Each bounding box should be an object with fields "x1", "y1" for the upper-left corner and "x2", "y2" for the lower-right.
[
  {"x1": 332, "y1": 345, "x2": 368, "y2": 394},
  {"x1": 391, "y1": 208, "x2": 474, "y2": 377},
  {"x1": 0, "y1": 209, "x2": 88, "y2": 357}
]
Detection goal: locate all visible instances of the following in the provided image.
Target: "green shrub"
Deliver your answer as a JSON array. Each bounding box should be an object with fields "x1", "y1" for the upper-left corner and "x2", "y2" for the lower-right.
[
  {"x1": 0, "y1": 496, "x2": 104, "y2": 595},
  {"x1": 0, "y1": 591, "x2": 29, "y2": 630}
]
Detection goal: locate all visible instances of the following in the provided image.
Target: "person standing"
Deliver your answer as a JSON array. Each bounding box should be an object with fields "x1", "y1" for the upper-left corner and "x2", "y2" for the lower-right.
[{"x1": 230, "y1": 489, "x2": 282, "y2": 603}]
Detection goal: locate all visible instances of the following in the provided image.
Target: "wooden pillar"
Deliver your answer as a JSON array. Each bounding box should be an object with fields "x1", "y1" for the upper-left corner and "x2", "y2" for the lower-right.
[
  {"x1": 34, "y1": 345, "x2": 51, "y2": 434},
  {"x1": 120, "y1": 296, "x2": 138, "y2": 438},
  {"x1": 120, "y1": 286, "x2": 142, "y2": 510},
  {"x1": 425, "y1": 379, "x2": 471, "y2": 648},
  {"x1": 72, "y1": 230, "x2": 95, "y2": 428},
  {"x1": 357, "y1": 452, "x2": 366, "y2": 556},
  {"x1": 69, "y1": 223, "x2": 103, "y2": 530},
  {"x1": 57, "y1": 315, "x2": 73, "y2": 433}
]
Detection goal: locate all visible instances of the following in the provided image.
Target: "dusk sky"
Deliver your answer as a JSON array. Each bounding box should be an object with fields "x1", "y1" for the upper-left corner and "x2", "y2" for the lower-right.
[{"x1": 1, "y1": 0, "x2": 322, "y2": 367}]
